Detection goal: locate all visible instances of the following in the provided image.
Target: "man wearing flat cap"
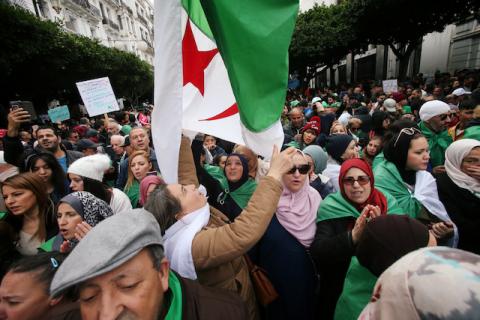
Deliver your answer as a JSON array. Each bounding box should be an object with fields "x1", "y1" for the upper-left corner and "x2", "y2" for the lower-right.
[{"x1": 50, "y1": 209, "x2": 247, "y2": 320}]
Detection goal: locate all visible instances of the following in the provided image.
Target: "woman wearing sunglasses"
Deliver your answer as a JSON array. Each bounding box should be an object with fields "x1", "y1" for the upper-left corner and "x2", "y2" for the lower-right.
[
  {"x1": 249, "y1": 150, "x2": 321, "y2": 320},
  {"x1": 374, "y1": 127, "x2": 457, "y2": 247},
  {"x1": 310, "y1": 158, "x2": 403, "y2": 319}
]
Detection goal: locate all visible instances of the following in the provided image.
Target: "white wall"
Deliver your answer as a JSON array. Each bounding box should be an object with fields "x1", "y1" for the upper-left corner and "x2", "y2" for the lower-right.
[{"x1": 419, "y1": 24, "x2": 455, "y2": 77}]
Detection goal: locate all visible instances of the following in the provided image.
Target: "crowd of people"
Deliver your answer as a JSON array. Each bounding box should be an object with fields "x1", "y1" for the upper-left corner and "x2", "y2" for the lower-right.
[{"x1": 1, "y1": 72, "x2": 480, "y2": 320}]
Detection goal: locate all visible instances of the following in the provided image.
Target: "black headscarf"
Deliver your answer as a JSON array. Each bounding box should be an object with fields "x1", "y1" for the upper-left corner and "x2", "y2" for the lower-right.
[
  {"x1": 224, "y1": 153, "x2": 250, "y2": 192},
  {"x1": 371, "y1": 111, "x2": 389, "y2": 136},
  {"x1": 383, "y1": 129, "x2": 421, "y2": 185},
  {"x1": 356, "y1": 215, "x2": 429, "y2": 277}
]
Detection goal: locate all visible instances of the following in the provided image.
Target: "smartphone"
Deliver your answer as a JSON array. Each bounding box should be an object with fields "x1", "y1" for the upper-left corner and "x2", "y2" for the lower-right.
[
  {"x1": 146, "y1": 171, "x2": 158, "y2": 177},
  {"x1": 9, "y1": 101, "x2": 38, "y2": 122}
]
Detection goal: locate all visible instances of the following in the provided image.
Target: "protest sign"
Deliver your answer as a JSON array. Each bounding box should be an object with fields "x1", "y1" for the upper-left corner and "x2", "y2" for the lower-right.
[
  {"x1": 76, "y1": 77, "x2": 119, "y2": 117},
  {"x1": 382, "y1": 79, "x2": 398, "y2": 93},
  {"x1": 47, "y1": 105, "x2": 70, "y2": 123}
]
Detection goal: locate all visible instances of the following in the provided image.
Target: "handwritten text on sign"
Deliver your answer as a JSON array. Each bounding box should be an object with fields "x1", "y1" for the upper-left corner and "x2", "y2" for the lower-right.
[
  {"x1": 48, "y1": 105, "x2": 70, "y2": 123},
  {"x1": 76, "y1": 77, "x2": 119, "y2": 117}
]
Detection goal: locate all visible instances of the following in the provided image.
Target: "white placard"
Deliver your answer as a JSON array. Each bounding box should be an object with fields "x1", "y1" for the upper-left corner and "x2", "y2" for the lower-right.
[
  {"x1": 382, "y1": 79, "x2": 398, "y2": 94},
  {"x1": 76, "y1": 77, "x2": 119, "y2": 116}
]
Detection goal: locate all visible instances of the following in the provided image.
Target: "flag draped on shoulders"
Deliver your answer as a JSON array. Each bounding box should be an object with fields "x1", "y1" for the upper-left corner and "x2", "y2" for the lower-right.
[{"x1": 152, "y1": 0, "x2": 299, "y2": 183}]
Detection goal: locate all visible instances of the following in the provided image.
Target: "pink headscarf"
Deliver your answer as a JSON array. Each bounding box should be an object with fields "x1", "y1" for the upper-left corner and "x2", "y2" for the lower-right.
[
  {"x1": 276, "y1": 178, "x2": 321, "y2": 247},
  {"x1": 139, "y1": 175, "x2": 165, "y2": 206}
]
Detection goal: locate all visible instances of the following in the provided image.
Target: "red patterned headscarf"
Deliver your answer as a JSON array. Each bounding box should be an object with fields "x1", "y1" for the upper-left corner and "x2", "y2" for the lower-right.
[{"x1": 339, "y1": 158, "x2": 388, "y2": 215}]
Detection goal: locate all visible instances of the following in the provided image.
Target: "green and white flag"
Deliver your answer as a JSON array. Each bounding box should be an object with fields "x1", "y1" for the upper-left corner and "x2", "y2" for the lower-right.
[{"x1": 152, "y1": 0, "x2": 298, "y2": 183}]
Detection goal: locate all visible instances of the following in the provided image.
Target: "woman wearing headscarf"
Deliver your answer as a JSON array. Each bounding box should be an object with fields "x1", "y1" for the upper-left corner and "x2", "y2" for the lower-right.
[
  {"x1": 39, "y1": 191, "x2": 113, "y2": 252},
  {"x1": 437, "y1": 139, "x2": 480, "y2": 254},
  {"x1": 139, "y1": 175, "x2": 165, "y2": 207},
  {"x1": 359, "y1": 247, "x2": 480, "y2": 320},
  {"x1": 374, "y1": 127, "x2": 458, "y2": 246},
  {"x1": 303, "y1": 145, "x2": 335, "y2": 199},
  {"x1": 250, "y1": 150, "x2": 321, "y2": 320},
  {"x1": 369, "y1": 111, "x2": 390, "y2": 139},
  {"x1": 323, "y1": 134, "x2": 359, "y2": 191},
  {"x1": 285, "y1": 120, "x2": 321, "y2": 150},
  {"x1": 335, "y1": 215, "x2": 436, "y2": 320},
  {"x1": 310, "y1": 159, "x2": 403, "y2": 319},
  {"x1": 144, "y1": 136, "x2": 296, "y2": 319}
]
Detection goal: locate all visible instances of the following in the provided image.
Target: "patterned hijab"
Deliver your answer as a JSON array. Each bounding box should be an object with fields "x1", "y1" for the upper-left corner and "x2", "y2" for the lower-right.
[{"x1": 59, "y1": 191, "x2": 113, "y2": 228}]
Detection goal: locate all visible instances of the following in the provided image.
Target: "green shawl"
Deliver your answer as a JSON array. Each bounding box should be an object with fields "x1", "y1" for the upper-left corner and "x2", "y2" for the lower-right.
[
  {"x1": 39, "y1": 236, "x2": 55, "y2": 252},
  {"x1": 334, "y1": 257, "x2": 377, "y2": 320},
  {"x1": 164, "y1": 271, "x2": 183, "y2": 320},
  {"x1": 124, "y1": 180, "x2": 140, "y2": 208},
  {"x1": 464, "y1": 125, "x2": 480, "y2": 141},
  {"x1": 317, "y1": 189, "x2": 403, "y2": 222},
  {"x1": 371, "y1": 151, "x2": 385, "y2": 170},
  {"x1": 204, "y1": 164, "x2": 257, "y2": 209},
  {"x1": 374, "y1": 160, "x2": 420, "y2": 218},
  {"x1": 418, "y1": 121, "x2": 452, "y2": 167}
]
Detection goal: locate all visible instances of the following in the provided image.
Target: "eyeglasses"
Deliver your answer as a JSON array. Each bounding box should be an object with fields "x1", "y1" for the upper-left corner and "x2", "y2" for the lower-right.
[
  {"x1": 287, "y1": 164, "x2": 310, "y2": 175},
  {"x1": 393, "y1": 127, "x2": 422, "y2": 147},
  {"x1": 342, "y1": 175, "x2": 370, "y2": 186}
]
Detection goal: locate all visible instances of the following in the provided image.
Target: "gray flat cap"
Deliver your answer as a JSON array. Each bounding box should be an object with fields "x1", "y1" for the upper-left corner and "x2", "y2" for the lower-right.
[{"x1": 50, "y1": 209, "x2": 163, "y2": 297}]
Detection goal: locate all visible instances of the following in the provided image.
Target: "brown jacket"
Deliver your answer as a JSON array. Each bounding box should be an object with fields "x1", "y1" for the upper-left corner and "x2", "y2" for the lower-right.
[{"x1": 178, "y1": 137, "x2": 282, "y2": 319}]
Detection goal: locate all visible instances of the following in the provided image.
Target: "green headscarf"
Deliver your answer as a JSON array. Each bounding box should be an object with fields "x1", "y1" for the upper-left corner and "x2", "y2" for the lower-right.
[
  {"x1": 304, "y1": 145, "x2": 328, "y2": 174},
  {"x1": 418, "y1": 121, "x2": 453, "y2": 167},
  {"x1": 317, "y1": 190, "x2": 403, "y2": 222},
  {"x1": 374, "y1": 160, "x2": 421, "y2": 218},
  {"x1": 204, "y1": 164, "x2": 257, "y2": 209}
]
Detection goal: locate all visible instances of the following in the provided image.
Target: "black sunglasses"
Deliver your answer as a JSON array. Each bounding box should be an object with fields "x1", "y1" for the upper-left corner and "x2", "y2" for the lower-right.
[{"x1": 287, "y1": 164, "x2": 310, "y2": 175}]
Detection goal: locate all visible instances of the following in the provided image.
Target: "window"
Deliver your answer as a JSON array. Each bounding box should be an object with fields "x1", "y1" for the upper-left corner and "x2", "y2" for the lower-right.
[{"x1": 118, "y1": 15, "x2": 123, "y2": 29}]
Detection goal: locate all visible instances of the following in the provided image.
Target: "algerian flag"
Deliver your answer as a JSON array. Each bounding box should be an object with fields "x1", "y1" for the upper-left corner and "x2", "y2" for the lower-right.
[{"x1": 152, "y1": 0, "x2": 298, "y2": 183}]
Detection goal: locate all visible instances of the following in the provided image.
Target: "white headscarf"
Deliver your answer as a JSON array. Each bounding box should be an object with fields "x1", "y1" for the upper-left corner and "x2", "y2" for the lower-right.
[{"x1": 445, "y1": 139, "x2": 480, "y2": 195}]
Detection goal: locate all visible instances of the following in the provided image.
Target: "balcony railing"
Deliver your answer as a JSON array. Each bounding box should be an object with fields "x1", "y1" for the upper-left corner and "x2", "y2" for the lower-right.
[
  {"x1": 137, "y1": 14, "x2": 148, "y2": 27},
  {"x1": 69, "y1": 0, "x2": 101, "y2": 18}
]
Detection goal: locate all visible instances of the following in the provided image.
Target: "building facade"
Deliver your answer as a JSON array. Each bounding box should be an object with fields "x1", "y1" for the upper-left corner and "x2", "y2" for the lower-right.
[{"x1": 7, "y1": 0, "x2": 154, "y2": 65}]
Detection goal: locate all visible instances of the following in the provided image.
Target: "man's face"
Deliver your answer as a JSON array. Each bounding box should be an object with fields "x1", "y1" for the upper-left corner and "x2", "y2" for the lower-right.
[
  {"x1": 433, "y1": 87, "x2": 443, "y2": 97},
  {"x1": 459, "y1": 109, "x2": 474, "y2": 124},
  {"x1": 79, "y1": 249, "x2": 169, "y2": 320},
  {"x1": 69, "y1": 132, "x2": 79, "y2": 143},
  {"x1": 83, "y1": 148, "x2": 97, "y2": 156},
  {"x1": 111, "y1": 137, "x2": 125, "y2": 155},
  {"x1": 20, "y1": 131, "x2": 31, "y2": 142},
  {"x1": 37, "y1": 129, "x2": 59, "y2": 152},
  {"x1": 427, "y1": 112, "x2": 451, "y2": 132},
  {"x1": 289, "y1": 111, "x2": 304, "y2": 128},
  {"x1": 130, "y1": 129, "x2": 150, "y2": 151},
  {"x1": 107, "y1": 123, "x2": 120, "y2": 135},
  {"x1": 203, "y1": 136, "x2": 216, "y2": 149}
]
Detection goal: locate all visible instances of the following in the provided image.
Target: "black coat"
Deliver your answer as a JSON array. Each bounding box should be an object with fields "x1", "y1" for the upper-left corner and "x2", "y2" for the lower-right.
[
  {"x1": 310, "y1": 217, "x2": 356, "y2": 320},
  {"x1": 437, "y1": 173, "x2": 480, "y2": 255}
]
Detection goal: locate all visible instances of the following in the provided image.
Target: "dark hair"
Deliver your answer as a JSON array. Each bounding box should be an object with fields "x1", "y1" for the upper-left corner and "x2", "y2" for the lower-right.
[
  {"x1": 459, "y1": 97, "x2": 476, "y2": 111},
  {"x1": 81, "y1": 177, "x2": 112, "y2": 203},
  {"x1": 7, "y1": 252, "x2": 66, "y2": 293},
  {"x1": 203, "y1": 134, "x2": 216, "y2": 142},
  {"x1": 24, "y1": 153, "x2": 68, "y2": 197},
  {"x1": 144, "y1": 184, "x2": 181, "y2": 236},
  {"x1": 35, "y1": 125, "x2": 59, "y2": 138},
  {"x1": 146, "y1": 245, "x2": 165, "y2": 271},
  {"x1": 383, "y1": 119, "x2": 418, "y2": 146},
  {"x1": 212, "y1": 154, "x2": 226, "y2": 166}
]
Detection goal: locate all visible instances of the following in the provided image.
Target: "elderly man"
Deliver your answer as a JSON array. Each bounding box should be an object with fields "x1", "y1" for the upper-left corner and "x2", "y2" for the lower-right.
[
  {"x1": 50, "y1": 210, "x2": 247, "y2": 320},
  {"x1": 116, "y1": 127, "x2": 160, "y2": 189},
  {"x1": 283, "y1": 107, "x2": 305, "y2": 142},
  {"x1": 418, "y1": 100, "x2": 453, "y2": 174}
]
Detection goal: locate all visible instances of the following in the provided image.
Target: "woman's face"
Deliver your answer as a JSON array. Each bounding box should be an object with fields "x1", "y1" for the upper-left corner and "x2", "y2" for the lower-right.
[
  {"x1": 2, "y1": 186, "x2": 37, "y2": 216},
  {"x1": 303, "y1": 130, "x2": 317, "y2": 145},
  {"x1": 218, "y1": 156, "x2": 227, "y2": 169},
  {"x1": 341, "y1": 140, "x2": 359, "y2": 161},
  {"x1": 69, "y1": 173, "x2": 84, "y2": 191},
  {"x1": 30, "y1": 158, "x2": 52, "y2": 184},
  {"x1": 225, "y1": 156, "x2": 243, "y2": 183},
  {"x1": 0, "y1": 271, "x2": 52, "y2": 320},
  {"x1": 382, "y1": 118, "x2": 391, "y2": 129},
  {"x1": 366, "y1": 139, "x2": 381, "y2": 156},
  {"x1": 406, "y1": 137, "x2": 430, "y2": 171},
  {"x1": 305, "y1": 154, "x2": 315, "y2": 175},
  {"x1": 167, "y1": 184, "x2": 207, "y2": 217},
  {"x1": 461, "y1": 147, "x2": 480, "y2": 177},
  {"x1": 331, "y1": 124, "x2": 346, "y2": 135},
  {"x1": 342, "y1": 167, "x2": 371, "y2": 205},
  {"x1": 282, "y1": 153, "x2": 309, "y2": 193},
  {"x1": 57, "y1": 202, "x2": 83, "y2": 240},
  {"x1": 131, "y1": 155, "x2": 152, "y2": 181}
]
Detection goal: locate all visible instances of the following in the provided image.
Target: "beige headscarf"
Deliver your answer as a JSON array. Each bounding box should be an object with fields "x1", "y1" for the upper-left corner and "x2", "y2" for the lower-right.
[{"x1": 444, "y1": 139, "x2": 480, "y2": 196}]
